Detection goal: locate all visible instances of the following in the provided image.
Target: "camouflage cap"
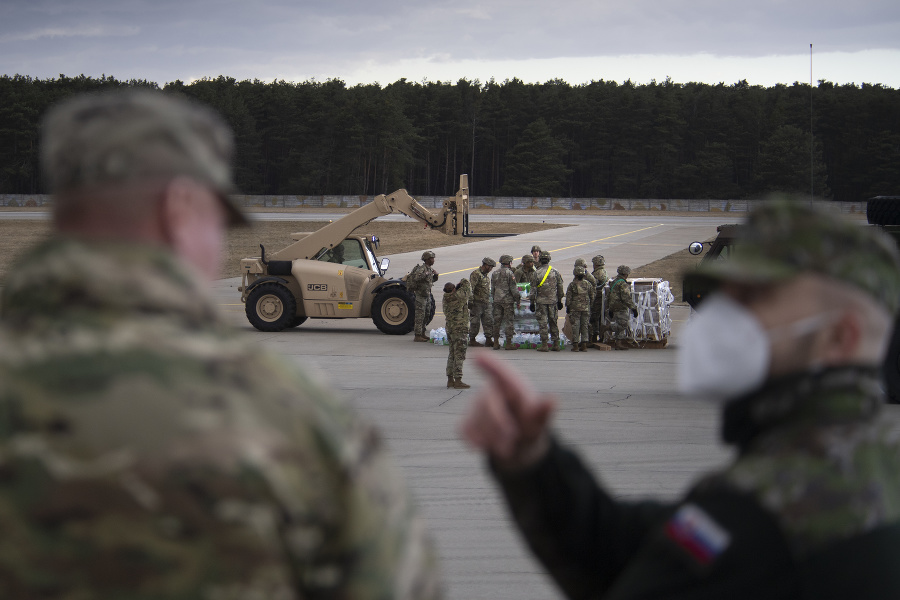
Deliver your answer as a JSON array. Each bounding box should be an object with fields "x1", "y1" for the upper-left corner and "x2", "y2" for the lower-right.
[
  {"x1": 422, "y1": 250, "x2": 436, "y2": 260},
  {"x1": 522, "y1": 254, "x2": 534, "y2": 264},
  {"x1": 592, "y1": 255, "x2": 605, "y2": 266},
  {"x1": 574, "y1": 265, "x2": 586, "y2": 276},
  {"x1": 685, "y1": 201, "x2": 900, "y2": 313},
  {"x1": 617, "y1": 265, "x2": 631, "y2": 276},
  {"x1": 482, "y1": 257, "x2": 497, "y2": 267},
  {"x1": 539, "y1": 250, "x2": 551, "y2": 263},
  {"x1": 574, "y1": 258, "x2": 587, "y2": 267},
  {"x1": 498, "y1": 254, "x2": 514, "y2": 265},
  {"x1": 531, "y1": 245, "x2": 542, "y2": 253},
  {"x1": 40, "y1": 89, "x2": 247, "y2": 226}
]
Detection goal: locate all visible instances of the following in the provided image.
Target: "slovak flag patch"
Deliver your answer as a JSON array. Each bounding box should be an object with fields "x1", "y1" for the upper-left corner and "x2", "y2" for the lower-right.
[{"x1": 664, "y1": 504, "x2": 731, "y2": 566}]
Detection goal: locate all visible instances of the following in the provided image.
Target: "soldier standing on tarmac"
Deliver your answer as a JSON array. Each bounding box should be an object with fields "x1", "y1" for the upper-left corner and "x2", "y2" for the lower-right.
[
  {"x1": 607, "y1": 265, "x2": 638, "y2": 350},
  {"x1": 516, "y1": 254, "x2": 536, "y2": 284},
  {"x1": 531, "y1": 245, "x2": 542, "y2": 265},
  {"x1": 590, "y1": 255, "x2": 609, "y2": 343},
  {"x1": 443, "y1": 279, "x2": 472, "y2": 389},
  {"x1": 469, "y1": 257, "x2": 496, "y2": 347},
  {"x1": 529, "y1": 250, "x2": 565, "y2": 352},
  {"x1": 491, "y1": 254, "x2": 521, "y2": 350},
  {"x1": 409, "y1": 250, "x2": 438, "y2": 342},
  {"x1": 566, "y1": 265, "x2": 594, "y2": 352}
]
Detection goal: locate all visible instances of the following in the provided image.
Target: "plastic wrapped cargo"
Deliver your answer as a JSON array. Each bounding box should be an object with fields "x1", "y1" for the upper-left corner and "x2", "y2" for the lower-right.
[{"x1": 600, "y1": 278, "x2": 674, "y2": 346}]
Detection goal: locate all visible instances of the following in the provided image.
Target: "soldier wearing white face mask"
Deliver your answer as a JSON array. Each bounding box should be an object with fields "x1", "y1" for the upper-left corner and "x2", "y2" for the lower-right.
[{"x1": 460, "y1": 202, "x2": 900, "y2": 600}]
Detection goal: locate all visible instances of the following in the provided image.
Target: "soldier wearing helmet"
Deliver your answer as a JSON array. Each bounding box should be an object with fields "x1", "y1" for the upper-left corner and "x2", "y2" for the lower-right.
[
  {"x1": 408, "y1": 250, "x2": 438, "y2": 341},
  {"x1": 565, "y1": 265, "x2": 595, "y2": 351},
  {"x1": 491, "y1": 254, "x2": 521, "y2": 350},
  {"x1": 529, "y1": 250, "x2": 565, "y2": 351},
  {"x1": 468, "y1": 257, "x2": 497, "y2": 346},
  {"x1": 574, "y1": 258, "x2": 597, "y2": 288},
  {"x1": 516, "y1": 254, "x2": 536, "y2": 284},
  {"x1": 590, "y1": 255, "x2": 609, "y2": 343},
  {"x1": 531, "y1": 245, "x2": 542, "y2": 265},
  {"x1": 606, "y1": 265, "x2": 637, "y2": 349}
]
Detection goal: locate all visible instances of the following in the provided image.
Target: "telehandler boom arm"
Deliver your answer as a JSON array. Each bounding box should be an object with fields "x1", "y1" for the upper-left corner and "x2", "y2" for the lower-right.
[{"x1": 267, "y1": 176, "x2": 468, "y2": 262}]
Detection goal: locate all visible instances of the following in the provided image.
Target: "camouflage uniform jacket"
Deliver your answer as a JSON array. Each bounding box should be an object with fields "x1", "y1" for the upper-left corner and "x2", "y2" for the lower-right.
[
  {"x1": 515, "y1": 265, "x2": 536, "y2": 284},
  {"x1": 565, "y1": 278, "x2": 594, "y2": 312},
  {"x1": 491, "y1": 366, "x2": 900, "y2": 599},
  {"x1": 443, "y1": 279, "x2": 471, "y2": 334},
  {"x1": 408, "y1": 262, "x2": 437, "y2": 298},
  {"x1": 592, "y1": 267, "x2": 609, "y2": 290},
  {"x1": 491, "y1": 266, "x2": 519, "y2": 304},
  {"x1": 529, "y1": 265, "x2": 564, "y2": 305},
  {"x1": 581, "y1": 271, "x2": 597, "y2": 288},
  {"x1": 469, "y1": 268, "x2": 491, "y2": 304},
  {"x1": 607, "y1": 276, "x2": 637, "y2": 313},
  {"x1": 0, "y1": 238, "x2": 443, "y2": 600}
]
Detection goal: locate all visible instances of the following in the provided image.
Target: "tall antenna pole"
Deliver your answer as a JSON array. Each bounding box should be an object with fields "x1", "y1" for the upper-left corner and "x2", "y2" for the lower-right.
[{"x1": 810, "y1": 43, "x2": 814, "y2": 202}]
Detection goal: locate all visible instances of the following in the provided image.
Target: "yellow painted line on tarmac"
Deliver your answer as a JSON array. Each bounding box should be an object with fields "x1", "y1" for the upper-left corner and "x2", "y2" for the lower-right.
[{"x1": 438, "y1": 223, "x2": 665, "y2": 277}]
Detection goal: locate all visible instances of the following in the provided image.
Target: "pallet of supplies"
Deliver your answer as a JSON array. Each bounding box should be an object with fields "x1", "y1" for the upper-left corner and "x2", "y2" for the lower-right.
[{"x1": 600, "y1": 278, "x2": 674, "y2": 348}]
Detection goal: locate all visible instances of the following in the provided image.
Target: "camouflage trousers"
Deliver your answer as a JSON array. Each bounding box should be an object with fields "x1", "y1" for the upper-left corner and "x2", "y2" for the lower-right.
[
  {"x1": 590, "y1": 296, "x2": 603, "y2": 340},
  {"x1": 446, "y1": 329, "x2": 468, "y2": 378},
  {"x1": 414, "y1": 294, "x2": 430, "y2": 336},
  {"x1": 569, "y1": 310, "x2": 589, "y2": 344},
  {"x1": 606, "y1": 309, "x2": 631, "y2": 341},
  {"x1": 469, "y1": 302, "x2": 493, "y2": 339},
  {"x1": 534, "y1": 303, "x2": 559, "y2": 344},
  {"x1": 492, "y1": 302, "x2": 516, "y2": 342}
]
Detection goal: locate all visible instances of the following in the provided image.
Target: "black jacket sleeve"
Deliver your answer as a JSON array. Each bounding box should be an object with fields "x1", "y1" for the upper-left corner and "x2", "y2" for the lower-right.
[{"x1": 490, "y1": 437, "x2": 803, "y2": 600}]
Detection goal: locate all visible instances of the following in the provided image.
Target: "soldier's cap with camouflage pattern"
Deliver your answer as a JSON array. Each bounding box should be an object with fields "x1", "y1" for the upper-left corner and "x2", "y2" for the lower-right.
[
  {"x1": 422, "y1": 250, "x2": 436, "y2": 260},
  {"x1": 40, "y1": 89, "x2": 247, "y2": 226},
  {"x1": 522, "y1": 254, "x2": 534, "y2": 264},
  {"x1": 574, "y1": 258, "x2": 587, "y2": 267},
  {"x1": 574, "y1": 265, "x2": 586, "y2": 276},
  {"x1": 499, "y1": 254, "x2": 514, "y2": 265},
  {"x1": 593, "y1": 255, "x2": 605, "y2": 266},
  {"x1": 539, "y1": 250, "x2": 551, "y2": 263},
  {"x1": 684, "y1": 201, "x2": 900, "y2": 313},
  {"x1": 482, "y1": 257, "x2": 497, "y2": 267},
  {"x1": 531, "y1": 245, "x2": 542, "y2": 253},
  {"x1": 617, "y1": 265, "x2": 631, "y2": 276}
]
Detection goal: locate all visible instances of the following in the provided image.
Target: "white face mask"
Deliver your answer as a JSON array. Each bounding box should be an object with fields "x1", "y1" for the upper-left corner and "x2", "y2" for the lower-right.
[{"x1": 676, "y1": 293, "x2": 833, "y2": 403}]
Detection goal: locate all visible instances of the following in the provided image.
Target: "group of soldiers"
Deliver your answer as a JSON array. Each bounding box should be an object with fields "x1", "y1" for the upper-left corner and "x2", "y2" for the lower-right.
[{"x1": 406, "y1": 245, "x2": 643, "y2": 388}]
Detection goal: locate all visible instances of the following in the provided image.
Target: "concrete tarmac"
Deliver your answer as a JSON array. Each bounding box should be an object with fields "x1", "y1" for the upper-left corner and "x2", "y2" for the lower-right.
[{"x1": 215, "y1": 213, "x2": 734, "y2": 600}]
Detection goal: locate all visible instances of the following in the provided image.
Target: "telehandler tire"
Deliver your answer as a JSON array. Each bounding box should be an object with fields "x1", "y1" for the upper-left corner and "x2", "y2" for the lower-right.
[
  {"x1": 372, "y1": 288, "x2": 416, "y2": 335},
  {"x1": 289, "y1": 316, "x2": 308, "y2": 328},
  {"x1": 246, "y1": 282, "x2": 298, "y2": 332}
]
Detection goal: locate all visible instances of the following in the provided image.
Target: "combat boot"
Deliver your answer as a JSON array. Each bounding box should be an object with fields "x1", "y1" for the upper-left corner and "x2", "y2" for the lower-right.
[
  {"x1": 579, "y1": 342, "x2": 588, "y2": 352},
  {"x1": 447, "y1": 376, "x2": 454, "y2": 388},
  {"x1": 453, "y1": 378, "x2": 471, "y2": 389},
  {"x1": 493, "y1": 337, "x2": 501, "y2": 350},
  {"x1": 504, "y1": 341, "x2": 517, "y2": 351},
  {"x1": 570, "y1": 343, "x2": 579, "y2": 352},
  {"x1": 469, "y1": 336, "x2": 484, "y2": 347},
  {"x1": 550, "y1": 340, "x2": 561, "y2": 352},
  {"x1": 537, "y1": 343, "x2": 550, "y2": 352},
  {"x1": 614, "y1": 339, "x2": 630, "y2": 351},
  {"x1": 485, "y1": 336, "x2": 494, "y2": 347},
  {"x1": 414, "y1": 334, "x2": 429, "y2": 342}
]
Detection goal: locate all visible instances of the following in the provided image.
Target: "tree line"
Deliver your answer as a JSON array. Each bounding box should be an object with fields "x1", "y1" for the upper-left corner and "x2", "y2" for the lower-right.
[{"x1": 1, "y1": 73, "x2": 898, "y2": 201}]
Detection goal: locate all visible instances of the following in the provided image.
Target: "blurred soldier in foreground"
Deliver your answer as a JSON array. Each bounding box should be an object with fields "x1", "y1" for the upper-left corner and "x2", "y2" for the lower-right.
[
  {"x1": 566, "y1": 265, "x2": 594, "y2": 352},
  {"x1": 0, "y1": 90, "x2": 442, "y2": 599},
  {"x1": 590, "y1": 255, "x2": 609, "y2": 343},
  {"x1": 529, "y1": 250, "x2": 564, "y2": 352},
  {"x1": 606, "y1": 264, "x2": 638, "y2": 350},
  {"x1": 409, "y1": 250, "x2": 439, "y2": 342},
  {"x1": 469, "y1": 257, "x2": 496, "y2": 347},
  {"x1": 516, "y1": 254, "x2": 536, "y2": 284},
  {"x1": 444, "y1": 279, "x2": 472, "y2": 388},
  {"x1": 461, "y1": 202, "x2": 900, "y2": 599},
  {"x1": 492, "y1": 254, "x2": 521, "y2": 350}
]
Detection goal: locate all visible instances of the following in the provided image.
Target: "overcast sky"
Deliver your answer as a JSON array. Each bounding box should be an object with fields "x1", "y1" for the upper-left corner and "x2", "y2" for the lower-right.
[{"x1": 2, "y1": 0, "x2": 898, "y2": 89}]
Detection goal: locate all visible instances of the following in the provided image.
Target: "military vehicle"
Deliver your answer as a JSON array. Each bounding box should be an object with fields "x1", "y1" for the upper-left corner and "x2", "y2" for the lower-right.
[
  {"x1": 239, "y1": 175, "x2": 476, "y2": 334},
  {"x1": 682, "y1": 224, "x2": 740, "y2": 309}
]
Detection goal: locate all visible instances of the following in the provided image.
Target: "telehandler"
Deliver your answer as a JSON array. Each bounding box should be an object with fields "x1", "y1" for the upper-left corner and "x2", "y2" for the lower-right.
[{"x1": 239, "y1": 175, "x2": 479, "y2": 334}]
